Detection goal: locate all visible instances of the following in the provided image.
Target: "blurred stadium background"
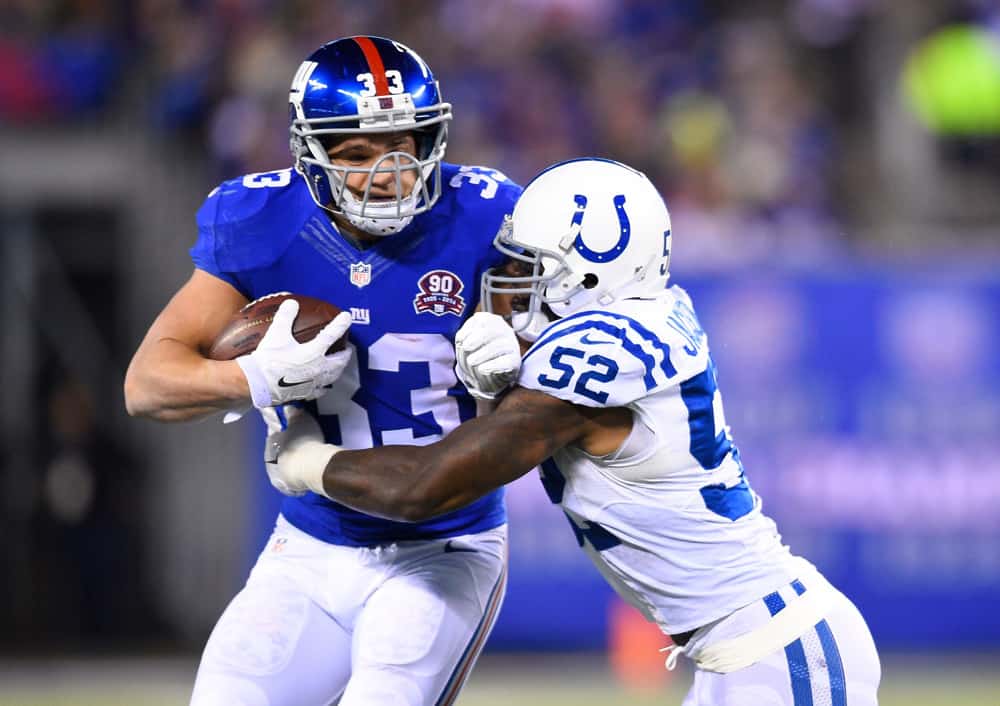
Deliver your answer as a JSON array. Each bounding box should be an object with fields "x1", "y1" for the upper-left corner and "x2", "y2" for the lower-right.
[{"x1": 2, "y1": 0, "x2": 999, "y2": 704}]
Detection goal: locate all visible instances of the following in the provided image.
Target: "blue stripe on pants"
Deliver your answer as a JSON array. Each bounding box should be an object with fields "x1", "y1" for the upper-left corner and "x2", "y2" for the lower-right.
[
  {"x1": 763, "y1": 589, "x2": 813, "y2": 706},
  {"x1": 784, "y1": 638, "x2": 814, "y2": 706},
  {"x1": 815, "y1": 619, "x2": 847, "y2": 706}
]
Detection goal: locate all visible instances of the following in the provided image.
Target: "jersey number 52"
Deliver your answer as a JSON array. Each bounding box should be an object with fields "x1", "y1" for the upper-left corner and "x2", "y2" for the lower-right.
[{"x1": 537, "y1": 346, "x2": 619, "y2": 404}]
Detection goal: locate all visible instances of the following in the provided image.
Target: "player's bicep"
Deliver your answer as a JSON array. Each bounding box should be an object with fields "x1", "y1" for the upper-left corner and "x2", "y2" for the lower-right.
[
  {"x1": 139, "y1": 269, "x2": 248, "y2": 355},
  {"x1": 484, "y1": 386, "x2": 593, "y2": 466},
  {"x1": 125, "y1": 269, "x2": 251, "y2": 418}
]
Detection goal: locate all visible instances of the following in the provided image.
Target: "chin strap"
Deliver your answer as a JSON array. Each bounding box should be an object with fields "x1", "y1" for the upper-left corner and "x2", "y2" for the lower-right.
[
  {"x1": 339, "y1": 187, "x2": 416, "y2": 235},
  {"x1": 509, "y1": 310, "x2": 551, "y2": 342}
]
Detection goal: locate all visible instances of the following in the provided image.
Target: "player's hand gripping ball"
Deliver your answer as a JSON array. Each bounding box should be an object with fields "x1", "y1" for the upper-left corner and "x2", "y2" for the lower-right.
[
  {"x1": 210, "y1": 292, "x2": 353, "y2": 408},
  {"x1": 208, "y1": 292, "x2": 346, "y2": 360}
]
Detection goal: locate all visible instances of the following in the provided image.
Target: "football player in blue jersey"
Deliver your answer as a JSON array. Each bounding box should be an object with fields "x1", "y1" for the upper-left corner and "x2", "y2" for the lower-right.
[
  {"x1": 265, "y1": 158, "x2": 882, "y2": 706},
  {"x1": 125, "y1": 36, "x2": 520, "y2": 706}
]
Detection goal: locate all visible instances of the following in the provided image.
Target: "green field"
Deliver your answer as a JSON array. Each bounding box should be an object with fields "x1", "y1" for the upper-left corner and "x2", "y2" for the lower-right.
[{"x1": 0, "y1": 653, "x2": 997, "y2": 706}]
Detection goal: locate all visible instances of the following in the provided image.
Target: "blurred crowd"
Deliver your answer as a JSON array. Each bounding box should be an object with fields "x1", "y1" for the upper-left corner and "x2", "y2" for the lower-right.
[
  {"x1": 2, "y1": 0, "x2": 999, "y2": 654},
  {"x1": 2, "y1": 0, "x2": 999, "y2": 262}
]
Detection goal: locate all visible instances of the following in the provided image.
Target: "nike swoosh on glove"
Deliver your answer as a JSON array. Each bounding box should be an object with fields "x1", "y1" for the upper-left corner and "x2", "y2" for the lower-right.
[
  {"x1": 454, "y1": 311, "x2": 521, "y2": 401},
  {"x1": 236, "y1": 299, "x2": 353, "y2": 408}
]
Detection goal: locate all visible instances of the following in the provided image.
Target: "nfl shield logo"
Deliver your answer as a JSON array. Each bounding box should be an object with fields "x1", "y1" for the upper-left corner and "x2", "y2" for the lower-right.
[{"x1": 350, "y1": 262, "x2": 372, "y2": 288}]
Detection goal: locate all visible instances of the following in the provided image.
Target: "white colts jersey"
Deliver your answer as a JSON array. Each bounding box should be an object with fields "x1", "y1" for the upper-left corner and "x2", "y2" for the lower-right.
[{"x1": 518, "y1": 285, "x2": 804, "y2": 634}]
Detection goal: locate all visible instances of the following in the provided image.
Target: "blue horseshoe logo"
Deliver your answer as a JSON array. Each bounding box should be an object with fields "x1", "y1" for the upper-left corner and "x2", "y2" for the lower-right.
[{"x1": 571, "y1": 194, "x2": 630, "y2": 263}]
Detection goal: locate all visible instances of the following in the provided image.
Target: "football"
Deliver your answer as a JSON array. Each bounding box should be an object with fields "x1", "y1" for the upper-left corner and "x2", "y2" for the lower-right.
[{"x1": 207, "y1": 292, "x2": 345, "y2": 361}]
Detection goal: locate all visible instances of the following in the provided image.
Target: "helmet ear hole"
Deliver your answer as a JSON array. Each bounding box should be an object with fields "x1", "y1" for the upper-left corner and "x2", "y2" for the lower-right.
[
  {"x1": 413, "y1": 126, "x2": 437, "y2": 159},
  {"x1": 582, "y1": 273, "x2": 599, "y2": 289}
]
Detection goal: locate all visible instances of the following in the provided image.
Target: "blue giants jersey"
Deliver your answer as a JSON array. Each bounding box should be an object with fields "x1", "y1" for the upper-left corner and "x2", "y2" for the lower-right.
[{"x1": 191, "y1": 163, "x2": 520, "y2": 546}]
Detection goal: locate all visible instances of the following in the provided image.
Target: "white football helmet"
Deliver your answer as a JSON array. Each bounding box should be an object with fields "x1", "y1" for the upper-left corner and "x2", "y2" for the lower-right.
[{"x1": 483, "y1": 158, "x2": 672, "y2": 332}]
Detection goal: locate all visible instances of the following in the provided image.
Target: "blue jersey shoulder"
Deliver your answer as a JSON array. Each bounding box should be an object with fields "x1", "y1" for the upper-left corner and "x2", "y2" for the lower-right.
[
  {"x1": 439, "y1": 162, "x2": 522, "y2": 208},
  {"x1": 190, "y1": 164, "x2": 521, "y2": 296},
  {"x1": 192, "y1": 168, "x2": 314, "y2": 284},
  {"x1": 432, "y1": 163, "x2": 521, "y2": 255}
]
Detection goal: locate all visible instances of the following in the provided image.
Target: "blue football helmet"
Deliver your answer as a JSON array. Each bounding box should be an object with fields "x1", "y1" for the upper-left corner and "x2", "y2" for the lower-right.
[{"x1": 288, "y1": 36, "x2": 452, "y2": 235}]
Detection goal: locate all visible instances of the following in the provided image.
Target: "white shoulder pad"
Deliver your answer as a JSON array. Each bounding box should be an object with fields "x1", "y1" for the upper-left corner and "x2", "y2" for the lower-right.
[
  {"x1": 518, "y1": 290, "x2": 716, "y2": 406},
  {"x1": 518, "y1": 310, "x2": 679, "y2": 407},
  {"x1": 655, "y1": 285, "x2": 713, "y2": 382}
]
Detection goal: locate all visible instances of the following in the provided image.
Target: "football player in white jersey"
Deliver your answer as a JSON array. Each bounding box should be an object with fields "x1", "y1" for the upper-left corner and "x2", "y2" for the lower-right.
[{"x1": 265, "y1": 158, "x2": 882, "y2": 706}]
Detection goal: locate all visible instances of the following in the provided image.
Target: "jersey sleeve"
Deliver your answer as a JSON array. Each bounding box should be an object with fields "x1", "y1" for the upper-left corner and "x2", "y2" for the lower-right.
[
  {"x1": 189, "y1": 171, "x2": 306, "y2": 298},
  {"x1": 518, "y1": 312, "x2": 677, "y2": 408},
  {"x1": 190, "y1": 184, "x2": 245, "y2": 293}
]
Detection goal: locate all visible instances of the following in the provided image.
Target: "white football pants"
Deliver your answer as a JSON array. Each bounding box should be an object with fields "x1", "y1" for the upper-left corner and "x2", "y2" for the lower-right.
[
  {"x1": 190, "y1": 516, "x2": 508, "y2": 706},
  {"x1": 681, "y1": 572, "x2": 881, "y2": 706}
]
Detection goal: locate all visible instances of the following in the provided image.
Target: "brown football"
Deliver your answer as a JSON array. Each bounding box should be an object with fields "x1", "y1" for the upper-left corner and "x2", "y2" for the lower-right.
[{"x1": 207, "y1": 292, "x2": 345, "y2": 361}]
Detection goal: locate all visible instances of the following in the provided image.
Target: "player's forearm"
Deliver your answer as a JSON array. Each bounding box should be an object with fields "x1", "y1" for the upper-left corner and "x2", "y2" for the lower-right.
[
  {"x1": 319, "y1": 411, "x2": 549, "y2": 522},
  {"x1": 317, "y1": 446, "x2": 451, "y2": 521},
  {"x1": 124, "y1": 338, "x2": 250, "y2": 421}
]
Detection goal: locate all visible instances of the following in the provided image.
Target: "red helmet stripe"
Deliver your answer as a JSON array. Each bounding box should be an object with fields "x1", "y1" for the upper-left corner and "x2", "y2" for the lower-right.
[{"x1": 353, "y1": 36, "x2": 391, "y2": 95}]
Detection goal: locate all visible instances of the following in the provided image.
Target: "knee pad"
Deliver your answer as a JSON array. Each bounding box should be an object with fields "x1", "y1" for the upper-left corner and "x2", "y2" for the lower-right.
[
  {"x1": 359, "y1": 584, "x2": 448, "y2": 669},
  {"x1": 203, "y1": 586, "x2": 310, "y2": 677}
]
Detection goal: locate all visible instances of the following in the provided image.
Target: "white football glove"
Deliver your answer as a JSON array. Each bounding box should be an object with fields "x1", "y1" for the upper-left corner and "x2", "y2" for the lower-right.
[
  {"x1": 454, "y1": 312, "x2": 522, "y2": 401},
  {"x1": 263, "y1": 406, "x2": 339, "y2": 497},
  {"x1": 236, "y1": 299, "x2": 353, "y2": 409}
]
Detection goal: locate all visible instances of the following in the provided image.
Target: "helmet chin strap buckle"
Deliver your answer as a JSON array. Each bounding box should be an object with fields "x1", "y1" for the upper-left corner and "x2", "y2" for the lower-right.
[
  {"x1": 509, "y1": 310, "x2": 551, "y2": 343},
  {"x1": 559, "y1": 271, "x2": 584, "y2": 292}
]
